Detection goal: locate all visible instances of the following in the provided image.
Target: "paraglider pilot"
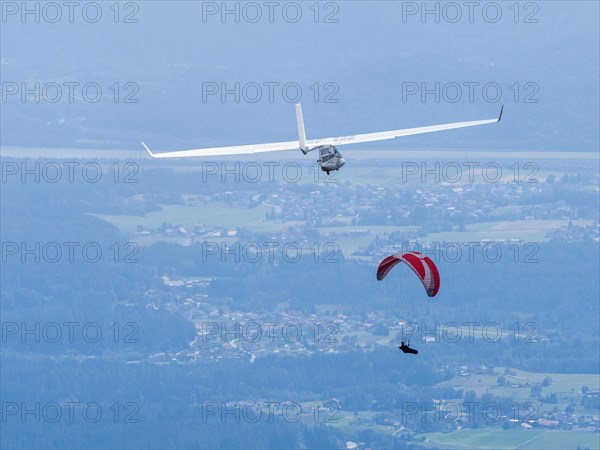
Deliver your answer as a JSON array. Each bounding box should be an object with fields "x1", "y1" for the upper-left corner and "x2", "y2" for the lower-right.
[{"x1": 399, "y1": 340, "x2": 418, "y2": 355}]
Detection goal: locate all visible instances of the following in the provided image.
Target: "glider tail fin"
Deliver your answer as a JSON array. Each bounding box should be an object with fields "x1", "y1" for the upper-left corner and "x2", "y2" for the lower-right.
[{"x1": 295, "y1": 103, "x2": 308, "y2": 154}]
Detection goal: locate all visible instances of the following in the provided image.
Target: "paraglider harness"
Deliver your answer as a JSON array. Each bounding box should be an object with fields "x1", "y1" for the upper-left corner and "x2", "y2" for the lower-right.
[{"x1": 399, "y1": 339, "x2": 418, "y2": 355}]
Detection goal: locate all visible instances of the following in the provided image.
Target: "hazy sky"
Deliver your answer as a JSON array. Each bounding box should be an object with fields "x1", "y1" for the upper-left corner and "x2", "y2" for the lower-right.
[{"x1": 1, "y1": 1, "x2": 599, "y2": 151}]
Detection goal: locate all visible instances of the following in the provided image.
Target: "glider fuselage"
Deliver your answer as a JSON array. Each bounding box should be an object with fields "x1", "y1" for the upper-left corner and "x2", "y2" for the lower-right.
[{"x1": 317, "y1": 145, "x2": 345, "y2": 174}]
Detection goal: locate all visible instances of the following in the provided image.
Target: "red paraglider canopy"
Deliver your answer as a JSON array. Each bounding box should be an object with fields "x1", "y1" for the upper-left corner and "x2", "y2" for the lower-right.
[{"x1": 376, "y1": 251, "x2": 440, "y2": 297}]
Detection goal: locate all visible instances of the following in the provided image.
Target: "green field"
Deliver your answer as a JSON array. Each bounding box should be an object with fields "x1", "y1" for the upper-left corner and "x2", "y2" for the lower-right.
[
  {"x1": 423, "y1": 220, "x2": 592, "y2": 242},
  {"x1": 420, "y1": 429, "x2": 599, "y2": 449},
  {"x1": 443, "y1": 367, "x2": 600, "y2": 395},
  {"x1": 90, "y1": 203, "x2": 271, "y2": 233},
  {"x1": 440, "y1": 367, "x2": 600, "y2": 417},
  {"x1": 319, "y1": 219, "x2": 592, "y2": 254},
  {"x1": 91, "y1": 200, "x2": 592, "y2": 253}
]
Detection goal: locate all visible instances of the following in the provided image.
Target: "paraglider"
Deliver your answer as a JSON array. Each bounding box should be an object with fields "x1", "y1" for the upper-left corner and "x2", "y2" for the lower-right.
[
  {"x1": 377, "y1": 251, "x2": 440, "y2": 355},
  {"x1": 376, "y1": 251, "x2": 440, "y2": 297}
]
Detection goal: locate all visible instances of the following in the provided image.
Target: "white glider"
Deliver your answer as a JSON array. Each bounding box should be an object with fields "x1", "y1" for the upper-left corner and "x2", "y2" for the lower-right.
[{"x1": 142, "y1": 103, "x2": 503, "y2": 174}]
